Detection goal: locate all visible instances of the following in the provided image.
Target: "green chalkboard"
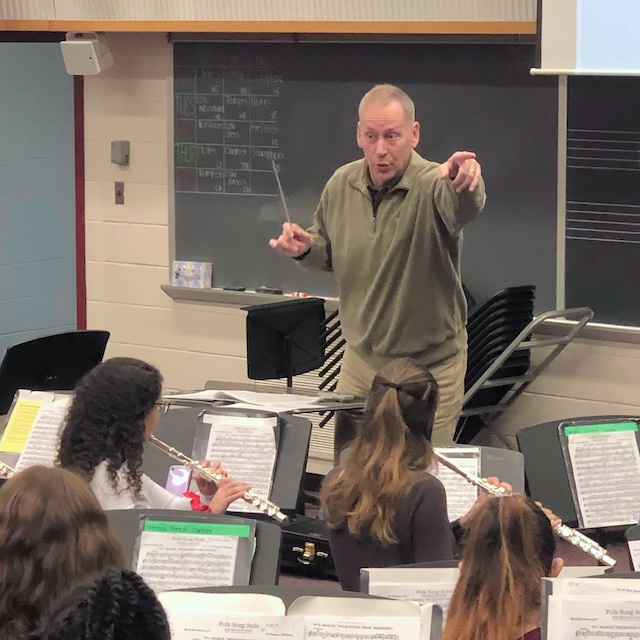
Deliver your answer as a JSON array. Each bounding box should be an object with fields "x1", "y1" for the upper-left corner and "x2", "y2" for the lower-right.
[
  {"x1": 173, "y1": 42, "x2": 558, "y2": 308},
  {"x1": 565, "y1": 76, "x2": 640, "y2": 326}
]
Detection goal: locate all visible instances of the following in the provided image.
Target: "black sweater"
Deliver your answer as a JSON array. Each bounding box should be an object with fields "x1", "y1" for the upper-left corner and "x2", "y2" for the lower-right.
[{"x1": 327, "y1": 473, "x2": 457, "y2": 591}]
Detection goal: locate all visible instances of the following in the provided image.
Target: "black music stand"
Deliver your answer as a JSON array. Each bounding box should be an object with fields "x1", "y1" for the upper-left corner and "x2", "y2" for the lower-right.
[
  {"x1": 517, "y1": 415, "x2": 640, "y2": 532},
  {"x1": 0, "y1": 330, "x2": 110, "y2": 414},
  {"x1": 143, "y1": 406, "x2": 312, "y2": 517},
  {"x1": 242, "y1": 298, "x2": 325, "y2": 390}
]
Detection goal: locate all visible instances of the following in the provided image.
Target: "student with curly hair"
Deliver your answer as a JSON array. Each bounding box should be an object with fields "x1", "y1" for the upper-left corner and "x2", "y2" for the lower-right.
[
  {"x1": 442, "y1": 494, "x2": 564, "y2": 640},
  {"x1": 57, "y1": 357, "x2": 250, "y2": 512},
  {"x1": 0, "y1": 466, "x2": 126, "y2": 640},
  {"x1": 37, "y1": 569, "x2": 170, "y2": 640},
  {"x1": 321, "y1": 358, "x2": 510, "y2": 591}
]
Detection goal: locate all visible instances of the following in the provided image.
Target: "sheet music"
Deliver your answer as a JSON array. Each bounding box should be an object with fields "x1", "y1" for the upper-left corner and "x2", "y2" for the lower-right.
[
  {"x1": 433, "y1": 448, "x2": 480, "y2": 521},
  {"x1": 303, "y1": 615, "x2": 421, "y2": 640},
  {"x1": 164, "y1": 389, "x2": 321, "y2": 411},
  {"x1": 547, "y1": 577, "x2": 640, "y2": 597},
  {"x1": 15, "y1": 400, "x2": 69, "y2": 471},
  {"x1": 166, "y1": 614, "x2": 304, "y2": 640},
  {"x1": 368, "y1": 582, "x2": 457, "y2": 619},
  {"x1": 135, "y1": 520, "x2": 249, "y2": 593},
  {"x1": 158, "y1": 591, "x2": 286, "y2": 616},
  {"x1": 18, "y1": 390, "x2": 57, "y2": 403},
  {"x1": 203, "y1": 414, "x2": 277, "y2": 514},
  {"x1": 629, "y1": 539, "x2": 640, "y2": 571},
  {"x1": 559, "y1": 566, "x2": 607, "y2": 578},
  {"x1": 547, "y1": 595, "x2": 640, "y2": 638},
  {"x1": 209, "y1": 390, "x2": 319, "y2": 408},
  {"x1": 543, "y1": 575, "x2": 640, "y2": 634},
  {"x1": 222, "y1": 401, "x2": 319, "y2": 413},
  {"x1": 0, "y1": 399, "x2": 43, "y2": 454},
  {"x1": 566, "y1": 427, "x2": 640, "y2": 527}
]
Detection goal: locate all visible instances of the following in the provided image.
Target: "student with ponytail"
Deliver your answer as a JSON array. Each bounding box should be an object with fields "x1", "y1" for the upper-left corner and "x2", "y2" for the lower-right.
[
  {"x1": 442, "y1": 494, "x2": 564, "y2": 640},
  {"x1": 320, "y1": 358, "x2": 510, "y2": 591}
]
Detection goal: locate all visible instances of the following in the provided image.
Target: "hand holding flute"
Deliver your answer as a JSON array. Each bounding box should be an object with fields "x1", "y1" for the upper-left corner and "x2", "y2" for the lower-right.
[
  {"x1": 149, "y1": 435, "x2": 288, "y2": 523},
  {"x1": 456, "y1": 474, "x2": 513, "y2": 529},
  {"x1": 435, "y1": 451, "x2": 616, "y2": 567},
  {"x1": 0, "y1": 462, "x2": 15, "y2": 480},
  {"x1": 194, "y1": 460, "x2": 252, "y2": 513}
]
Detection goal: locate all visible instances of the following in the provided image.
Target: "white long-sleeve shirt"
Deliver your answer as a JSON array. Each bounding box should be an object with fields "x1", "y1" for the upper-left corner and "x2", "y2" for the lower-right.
[{"x1": 90, "y1": 460, "x2": 193, "y2": 511}]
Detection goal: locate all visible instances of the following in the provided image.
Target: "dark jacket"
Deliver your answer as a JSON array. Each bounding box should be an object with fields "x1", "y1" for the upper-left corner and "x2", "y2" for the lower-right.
[{"x1": 327, "y1": 473, "x2": 456, "y2": 591}]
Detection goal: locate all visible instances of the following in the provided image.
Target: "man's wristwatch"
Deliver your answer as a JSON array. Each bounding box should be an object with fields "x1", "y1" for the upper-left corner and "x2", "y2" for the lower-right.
[{"x1": 293, "y1": 247, "x2": 312, "y2": 261}]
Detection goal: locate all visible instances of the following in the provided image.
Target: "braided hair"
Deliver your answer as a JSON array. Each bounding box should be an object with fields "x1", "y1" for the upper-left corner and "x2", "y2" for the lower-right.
[
  {"x1": 56, "y1": 357, "x2": 163, "y2": 496},
  {"x1": 38, "y1": 569, "x2": 170, "y2": 640}
]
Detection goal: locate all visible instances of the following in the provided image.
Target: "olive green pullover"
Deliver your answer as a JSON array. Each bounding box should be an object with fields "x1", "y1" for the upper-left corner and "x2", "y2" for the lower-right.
[{"x1": 298, "y1": 150, "x2": 486, "y2": 370}]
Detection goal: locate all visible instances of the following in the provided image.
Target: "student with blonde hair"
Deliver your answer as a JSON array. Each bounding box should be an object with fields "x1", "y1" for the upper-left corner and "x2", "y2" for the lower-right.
[
  {"x1": 442, "y1": 494, "x2": 564, "y2": 640},
  {"x1": 321, "y1": 358, "x2": 509, "y2": 591}
]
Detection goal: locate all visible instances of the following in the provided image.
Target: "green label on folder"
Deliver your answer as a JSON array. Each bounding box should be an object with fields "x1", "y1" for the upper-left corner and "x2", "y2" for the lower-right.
[
  {"x1": 564, "y1": 421, "x2": 638, "y2": 435},
  {"x1": 143, "y1": 520, "x2": 251, "y2": 537}
]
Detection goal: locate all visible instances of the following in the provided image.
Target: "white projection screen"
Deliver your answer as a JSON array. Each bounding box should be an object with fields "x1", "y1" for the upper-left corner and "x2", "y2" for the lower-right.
[{"x1": 533, "y1": 0, "x2": 640, "y2": 75}]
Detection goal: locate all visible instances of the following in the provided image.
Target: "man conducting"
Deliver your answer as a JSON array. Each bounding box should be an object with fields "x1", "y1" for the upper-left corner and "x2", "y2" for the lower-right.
[{"x1": 269, "y1": 84, "x2": 485, "y2": 459}]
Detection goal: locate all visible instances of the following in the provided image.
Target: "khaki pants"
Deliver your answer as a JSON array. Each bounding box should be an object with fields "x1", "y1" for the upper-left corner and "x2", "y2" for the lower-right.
[{"x1": 334, "y1": 347, "x2": 467, "y2": 462}]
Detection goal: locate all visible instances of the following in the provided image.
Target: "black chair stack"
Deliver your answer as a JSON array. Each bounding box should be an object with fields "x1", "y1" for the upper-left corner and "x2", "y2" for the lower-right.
[
  {"x1": 317, "y1": 310, "x2": 345, "y2": 428},
  {"x1": 455, "y1": 286, "x2": 536, "y2": 443}
]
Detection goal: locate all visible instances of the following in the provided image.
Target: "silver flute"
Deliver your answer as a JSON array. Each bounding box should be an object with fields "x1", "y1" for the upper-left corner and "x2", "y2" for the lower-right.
[
  {"x1": 435, "y1": 451, "x2": 616, "y2": 568},
  {"x1": 0, "y1": 462, "x2": 16, "y2": 479},
  {"x1": 148, "y1": 435, "x2": 288, "y2": 523}
]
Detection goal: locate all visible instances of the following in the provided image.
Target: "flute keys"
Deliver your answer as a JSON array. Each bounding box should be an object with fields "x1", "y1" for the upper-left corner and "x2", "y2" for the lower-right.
[
  {"x1": 275, "y1": 509, "x2": 288, "y2": 523},
  {"x1": 243, "y1": 489, "x2": 286, "y2": 521}
]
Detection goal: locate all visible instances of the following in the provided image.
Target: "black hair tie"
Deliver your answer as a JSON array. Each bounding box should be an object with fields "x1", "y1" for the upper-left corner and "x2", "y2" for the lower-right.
[{"x1": 381, "y1": 381, "x2": 402, "y2": 392}]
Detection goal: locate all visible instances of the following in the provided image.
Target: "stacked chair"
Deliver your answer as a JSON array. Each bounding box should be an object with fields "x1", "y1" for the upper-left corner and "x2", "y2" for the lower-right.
[
  {"x1": 312, "y1": 286, "x2": 592, "y2": 449},
  {"x1": 317, "y1": 310, "x2": 345, "y2": 428},
  {"x1": 455, "y1": 286, "x2": 536, "y2": 444}
]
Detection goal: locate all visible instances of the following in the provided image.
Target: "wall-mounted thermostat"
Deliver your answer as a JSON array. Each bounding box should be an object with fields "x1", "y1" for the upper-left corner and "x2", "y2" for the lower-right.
[{"x1": 111, "y1": 140, "x2": 130, "y2": 166}]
